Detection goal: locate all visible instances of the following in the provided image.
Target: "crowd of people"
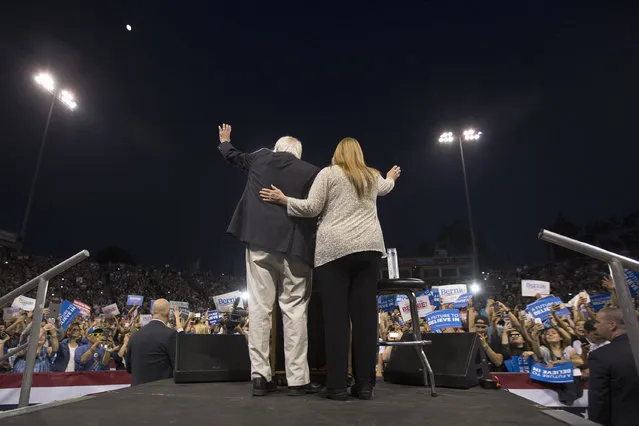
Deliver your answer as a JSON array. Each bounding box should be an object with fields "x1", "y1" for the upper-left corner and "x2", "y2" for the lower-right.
[
  {"x1": 0, "y1": 253, "x2": 244, "y2": 314},
  {"x1": 376, "y1": 261, "x2": 639, "y2": 424},
  {"x1": 1, "y1": 251, "x2": 635, "y2": 378},
  {"x1": 0, "y1": 252, "x2": 250, "y2": 374},
  {"x1": 0, "y1": 292, "x2": 249, "y2": 375},
  {"x1": 0, "y1": 306, "x2": 249, "y2": 373},
  {"x1": 378, "y1": 273, "x2": 628, "y2": 384},
  {"x1": 1, "y1": 241, "x2": 638, "y2": 424},
  {"x1": 483, "y1": 258, "x2": 611, "y2": 302}
]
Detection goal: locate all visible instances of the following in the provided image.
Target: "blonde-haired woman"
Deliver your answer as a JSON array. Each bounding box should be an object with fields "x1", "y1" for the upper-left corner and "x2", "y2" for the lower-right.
[
  {"x1": 260, "y1": 137, "x2": 400, "y2": 401},
  {"x1": 194, "y1": 323, "x2": 209, "y2": 335}
]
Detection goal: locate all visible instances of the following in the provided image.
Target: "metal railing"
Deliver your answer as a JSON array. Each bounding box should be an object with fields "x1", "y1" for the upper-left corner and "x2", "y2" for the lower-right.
[
  {"x1": 0, "y1": 250, "x2": 90, "y2": 408},
  {"x1": 539, "y1": 230, "x2": 639, "y2": 376}
]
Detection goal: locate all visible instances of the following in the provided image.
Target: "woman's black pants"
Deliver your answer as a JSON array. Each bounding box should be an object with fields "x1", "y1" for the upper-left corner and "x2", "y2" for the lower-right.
[{"x1": 315, "y1": 251, "x2": 380, "y2": 389}]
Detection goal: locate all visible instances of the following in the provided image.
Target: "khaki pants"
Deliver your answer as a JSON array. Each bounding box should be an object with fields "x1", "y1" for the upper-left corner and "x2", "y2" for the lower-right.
[{"x1": 246, "y1": 246, "x2": 312, "y2": 386}]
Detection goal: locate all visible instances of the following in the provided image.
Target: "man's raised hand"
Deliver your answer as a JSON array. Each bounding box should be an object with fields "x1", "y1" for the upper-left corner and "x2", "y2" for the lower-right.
[{"x1": 219, "y1": 123, "x2": 232, "y2": 143}]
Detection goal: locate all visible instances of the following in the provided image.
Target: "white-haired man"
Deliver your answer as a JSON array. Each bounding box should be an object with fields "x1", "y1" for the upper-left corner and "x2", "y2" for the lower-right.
[{"x1": 217, "y1": 123, "x2": 320, "y2": 396}]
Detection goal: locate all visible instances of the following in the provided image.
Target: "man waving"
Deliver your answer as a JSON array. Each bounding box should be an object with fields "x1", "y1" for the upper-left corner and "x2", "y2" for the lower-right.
[{"x1": 218, "y1": 123, "x2": 320, "y2": 396}]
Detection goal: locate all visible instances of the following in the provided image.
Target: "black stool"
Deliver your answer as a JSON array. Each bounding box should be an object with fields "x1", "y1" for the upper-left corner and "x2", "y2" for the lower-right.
[{"x1": 378, "y1": 278, "x2": 438, "y2": 397}]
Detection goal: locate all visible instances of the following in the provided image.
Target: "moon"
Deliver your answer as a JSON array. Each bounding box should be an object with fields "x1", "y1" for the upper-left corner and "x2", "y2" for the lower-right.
[{"x1": 126, "y1": 24, "x2": 132, "y2": 31}]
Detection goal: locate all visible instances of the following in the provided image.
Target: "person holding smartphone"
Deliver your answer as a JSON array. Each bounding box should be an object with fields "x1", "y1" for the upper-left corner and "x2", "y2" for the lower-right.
[
  {"x1": 12, "y1": 324, "x2": 58, "y2": 373},
  {"x1": 52, "y1": 322, "x2": 87, "y2": 372},
  {"x1": 469, "y1": 306, "x2": 505, "y2": 371},
  {"x1": 74, "y1": 327, "x2": 114, "y2": 371}
]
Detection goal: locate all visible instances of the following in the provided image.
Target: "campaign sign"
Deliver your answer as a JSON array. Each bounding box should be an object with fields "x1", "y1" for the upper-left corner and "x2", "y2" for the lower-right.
[
  {"x1": 169, "y1": 301, "x2": 189, "y2": 313},
  {"x1": 526, "y1": 296, "x2": 570, "y2": 321},
  {"x1": 453, "y1": 292, "x2": 473, "y2": 309},
  {"x1": 398, "y1": 295, "x2": 434, "y2": 322},
  {"x1": 127, "y1": 295, "x2": 144, "y2": 306},
  {"x1": 140, "y1": 314, "x2": 152, "y2": 326},
  {"x1": 60, "y1": 300, "x2": 81, "y2": 330},
  {"x1": 398, "y1": 299, "x2": 412, "y2": 322},
  {"x1": 530, "y1": 362, "x2": 574, "y2": 384},
  {"x1": 432, "y1": 285, "x2": 467, "y2": 304},
  {"x1": 424, "y1": 309, "x2": 462, "y2": 331},
  {"x1": 521, "y1": 280, "x2": 551, "y2": 297},
  {"x1": 102, "y1": 303, "x2": 120, "y2": 316},
  {"x1": 11, "y1": 295, "x2": 36, "y2": 311},
  {"x1": 73, "y1": 300, "x2": 91, "y2": 317},
  {"x1": 590, "y1": 293, "x2": 612, "y2": 312},
  {"x1": 624, "y1": 269, "x2": 639, "y2": 298},
  {"x1": 378, "y1": 295, "x2": 397, "y2": 312},
  {"x1": 516, "y1": 356, "x2": 534, "y2": 373},
  {"x1": 416, "y1": 290, "x2": 435, "y2": 306},
  {"x1": 416, "y1": 294, "x2": 435, "y2": 316},
  {"x1": 213, "y1": 291, "x2": 242, "y2": 313},
  {"x1": 504, "y1": 359, "x2": 516, "y2": 372},
  {"x1": 567, "y1": 291, "x2": 591, "y2": 308},
  {"x1": 542, "y1": 317, "x2": 555, "y2": 329},
  {"x1": 207, "y1": 310, "x2": 222, "y2": 326},
  {"x1": 3, "y1": 307, "x2": 20, "y2": 321},
  {"x1": 431, "y1": 289, "x2": 440, "y2": 307},
  {"x1": 416, "y1": 289, "x2": 439, "y2": 307},
  {"x1": 504, "y1": 356, "x2": 534, "y2": 373}
]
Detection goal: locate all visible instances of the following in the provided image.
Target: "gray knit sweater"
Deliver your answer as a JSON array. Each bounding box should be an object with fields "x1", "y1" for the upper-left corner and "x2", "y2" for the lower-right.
[{"x1": 286, "y1": 165, "x2": 395, "y2": 267}]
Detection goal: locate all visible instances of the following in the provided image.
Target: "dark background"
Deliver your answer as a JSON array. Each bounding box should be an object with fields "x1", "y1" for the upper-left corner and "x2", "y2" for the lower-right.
[{"x1": 1, "y1": 1, "x2": 638, "y2": 273}]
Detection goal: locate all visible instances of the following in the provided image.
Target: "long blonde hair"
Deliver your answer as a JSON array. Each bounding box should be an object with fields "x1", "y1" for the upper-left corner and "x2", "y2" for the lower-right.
[
  {"x1": 331, "y1": 138, "x2": 378, "y2": 198},
  {"x1": 194, "y1": 323, "x2": 209, "y2": 335}
]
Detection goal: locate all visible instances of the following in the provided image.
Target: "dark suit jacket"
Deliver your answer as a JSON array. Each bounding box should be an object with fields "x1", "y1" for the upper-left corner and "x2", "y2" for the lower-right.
[
  {"x1": 51, "y1": 338, "x2": 89, "y2": 372},
  {"x1": 126, "y1": 320, "x2": 177, "y2": 386},
  {"x1": 219, "y1": 143, "x2": 320, "y2": 265},
  {"x1": 588, "y1": 333, "x2": 639, "y2": 426}
]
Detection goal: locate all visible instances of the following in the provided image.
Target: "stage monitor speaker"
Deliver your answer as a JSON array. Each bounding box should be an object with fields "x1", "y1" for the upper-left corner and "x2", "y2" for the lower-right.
[
  {"x1": 174, "y1": 334, "x2": 251, "y2": 383},
  {"x1": 383, "y1": 332, "x2": 488, "y2": 389}
]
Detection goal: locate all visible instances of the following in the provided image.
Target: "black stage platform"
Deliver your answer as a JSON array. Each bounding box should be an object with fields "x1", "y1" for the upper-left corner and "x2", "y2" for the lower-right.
[{"x1": 2, "y1": 380, "x2": 584, "y2": 426}]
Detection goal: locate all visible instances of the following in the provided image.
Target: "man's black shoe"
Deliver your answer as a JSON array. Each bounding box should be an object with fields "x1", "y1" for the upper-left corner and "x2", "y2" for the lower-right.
[
  {"x1": 288, "y1": 382, "x2": 322, "y2": 396},
  {"x1": 350, "y1": 384, "x2": 374, "y2": 400},
  {"x1": 318, "y1": 387, "x2": 348, "y2": 401},
  {"x1": 252, "y1": 375, "x2": 277, "y2": 396}
]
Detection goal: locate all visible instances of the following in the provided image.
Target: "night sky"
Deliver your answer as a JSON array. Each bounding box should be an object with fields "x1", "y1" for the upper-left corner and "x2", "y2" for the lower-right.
[{"x1": 1, "y1": 2, "x2": 638, "y2": 273}]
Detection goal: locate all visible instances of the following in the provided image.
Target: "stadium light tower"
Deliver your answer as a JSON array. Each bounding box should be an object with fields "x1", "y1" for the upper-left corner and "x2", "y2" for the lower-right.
[
  {"x1": 438, "y1": 129, "x2": 482, "y2": 284},
  {"x1": 20, "y1": 72, "x2": 78, "y2": 248}
]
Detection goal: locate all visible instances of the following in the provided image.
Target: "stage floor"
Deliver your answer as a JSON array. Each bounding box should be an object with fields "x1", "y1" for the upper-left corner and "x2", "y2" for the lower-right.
[{"x1": 3, "y1": 380, "x2": 576, "y2": 426}]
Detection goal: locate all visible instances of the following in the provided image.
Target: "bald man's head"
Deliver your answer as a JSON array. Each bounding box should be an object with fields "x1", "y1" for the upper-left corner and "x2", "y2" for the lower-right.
[
  {"x1": 152, "y1": 299, "x2": 171, "y2": 321},
  {"x1": 595, "y1": 307, "x2": 627, "y2": 340}
]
